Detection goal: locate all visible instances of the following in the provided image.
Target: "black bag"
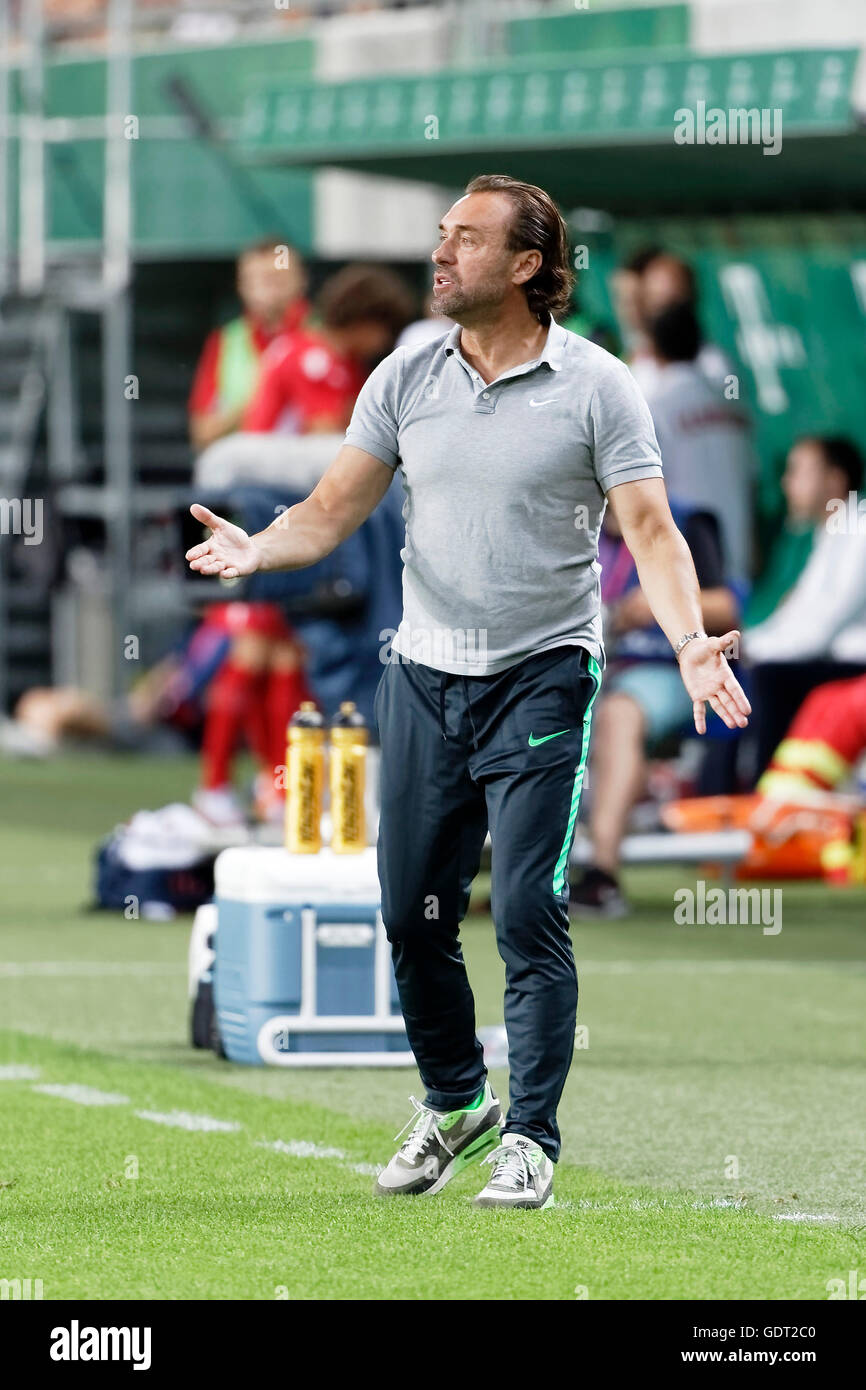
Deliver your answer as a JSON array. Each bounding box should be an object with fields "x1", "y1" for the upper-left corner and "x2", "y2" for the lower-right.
[{"x1": 94, "y1": 835, "x2": 215, "y2": 916}]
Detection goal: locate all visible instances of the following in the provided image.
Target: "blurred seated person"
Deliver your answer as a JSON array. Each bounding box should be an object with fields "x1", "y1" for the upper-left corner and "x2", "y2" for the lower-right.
[
  {"x1": 757, "y1": 673, "x2": 866, "y2": 805},
  {"x1": 642, "y1": 302, "x2": 755, "y2": 586},
  {"x1": 744, "y1": 435, "x2": 866, "y2": 779},
  {"x1": 663, "y1": 668, "x2": 866, "y2": 881},
  {"x1": 569, "y1": 501, "x2": 740, "y2": 917},
  {"x1": 744, "y1": 436, "x2": 830, "y2": 628},
  {"x1": 188, "y1": 237, "x2": 308, "y2": 451}
]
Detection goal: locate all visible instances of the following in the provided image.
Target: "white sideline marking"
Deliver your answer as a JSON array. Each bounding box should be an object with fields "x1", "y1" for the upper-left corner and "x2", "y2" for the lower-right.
[
  {"x1": 258, "y1": 1138, "x2": 382, "y2": 1177},
  {"x1": 0, "y1": 962, "x2": 182, "y2": 978},
  {"x1": 260, "y1": 1138, "x2": 347, "y2": 1160},
  {"x1": 774, "y1": 1212, "x2": 838, "y2": 1223},
  {"x1": 28, "y1": 1073, "x2": 380, "y2": 1172},
  {"x1": 558, "y1": 1196, "x2": 840, "y2": 1225},
  {"x1": 560, "y1": 1196, "x2": 743, "y2": 1214},
  {"x1": 19, "y1": 1074, "x2": 850, "y2": 1217},
  {"x1": 33, "y1": 1083, "x2": 129, "y2": 1107},
  {"x1": 136, "y1": 1110, "x2": 241, "y2": 1133}
]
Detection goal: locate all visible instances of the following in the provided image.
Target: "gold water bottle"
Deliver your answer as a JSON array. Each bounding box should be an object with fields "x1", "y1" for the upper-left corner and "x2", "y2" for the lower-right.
[
  {"x1": 330, "y1": 702, "x2": 368, "y2": 853},
  {"x1": 286, "y1": 702, "x2": 325, "y2": 854}
]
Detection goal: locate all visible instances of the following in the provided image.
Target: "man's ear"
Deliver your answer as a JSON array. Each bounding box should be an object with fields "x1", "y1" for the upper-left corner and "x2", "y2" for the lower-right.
[{"x1": 513, "y1": 250, "x2": 543, "y2": 285}]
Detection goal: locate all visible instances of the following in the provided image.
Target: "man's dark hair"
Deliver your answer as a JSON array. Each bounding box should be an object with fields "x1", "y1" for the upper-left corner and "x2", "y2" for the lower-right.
[
  {"x1": 646, "y1": 302, "x2": 702, "y2": 363},
  {"x1": 317, "y1": 264, "x2": 415, "y2": 337},
  {"x1": 804, "y1": 435, "x2": 865, "y2": 493},
  {"x1": 464, "y1": 173, "x2": 574, "y2": 324}
]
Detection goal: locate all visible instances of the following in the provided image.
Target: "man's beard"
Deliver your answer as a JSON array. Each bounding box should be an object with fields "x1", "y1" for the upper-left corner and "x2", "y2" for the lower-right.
[{"x1": 432, "y1": 274, "x2": 505, "y2": 321}]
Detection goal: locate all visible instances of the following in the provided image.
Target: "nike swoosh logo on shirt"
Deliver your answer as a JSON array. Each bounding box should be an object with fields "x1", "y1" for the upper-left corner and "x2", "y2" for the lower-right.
[
  {"x1": 528, "y1": 729, "x2": 570, "y2": 746},
  {"x1": 529, "y1": 396, "x2": 560, "y2": 407}
]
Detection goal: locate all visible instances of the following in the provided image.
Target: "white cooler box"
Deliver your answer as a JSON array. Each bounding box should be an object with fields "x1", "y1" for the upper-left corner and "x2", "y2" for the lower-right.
[{"x1": 213, "y1": 846, "x2": 414, "y2": 1067}]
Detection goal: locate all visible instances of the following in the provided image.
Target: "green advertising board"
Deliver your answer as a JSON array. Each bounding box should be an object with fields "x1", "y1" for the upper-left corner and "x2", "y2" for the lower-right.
[{"x1": 238, "y1": 48, "x2": 858, "y2": 157}]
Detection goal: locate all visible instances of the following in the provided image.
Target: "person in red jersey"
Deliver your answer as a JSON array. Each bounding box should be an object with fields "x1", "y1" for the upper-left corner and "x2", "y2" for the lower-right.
[
  {"x1": 188, "y1": 238, "x2": 310, "y2": 827},
  {"x1": 243, "y1": 263, "x2": 415, "y2": 435},
  {"x1": 188, "y1": 238, "x2": 309, "y2": 452}
]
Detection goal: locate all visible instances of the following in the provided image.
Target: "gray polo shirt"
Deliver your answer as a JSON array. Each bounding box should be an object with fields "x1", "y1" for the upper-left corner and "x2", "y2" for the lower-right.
[{"x1": 344, "y1": 319, "x2": 664, "y2": 675}]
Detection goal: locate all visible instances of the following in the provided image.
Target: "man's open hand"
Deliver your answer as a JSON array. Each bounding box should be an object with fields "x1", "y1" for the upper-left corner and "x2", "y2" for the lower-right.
[
  {"x1": 185, "y1": 504, "x2": 262, "y2": 579},
  {"x1": 677, "y1": 630, "x2": 751, "y2": 735}
]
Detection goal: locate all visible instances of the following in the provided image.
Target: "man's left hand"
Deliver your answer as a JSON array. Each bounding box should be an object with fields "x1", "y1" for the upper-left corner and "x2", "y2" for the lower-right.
[{"x1": 677, "y1": 630, "x2": 751, "y2": 735}]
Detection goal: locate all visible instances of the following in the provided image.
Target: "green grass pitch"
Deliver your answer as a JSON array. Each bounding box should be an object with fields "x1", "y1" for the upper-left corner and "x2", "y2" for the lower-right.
[{"x1": 1, "y1": 753, "x2": 864, "y2": 1299}]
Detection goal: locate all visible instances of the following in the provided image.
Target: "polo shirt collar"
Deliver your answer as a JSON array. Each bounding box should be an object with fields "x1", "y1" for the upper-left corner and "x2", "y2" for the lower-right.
[
  {"x1": 541, "y1": 319, "x2": 567, "y2": 371},
  {"x1": 444, "y1": 317, "x2": 566, "y2": 373}
]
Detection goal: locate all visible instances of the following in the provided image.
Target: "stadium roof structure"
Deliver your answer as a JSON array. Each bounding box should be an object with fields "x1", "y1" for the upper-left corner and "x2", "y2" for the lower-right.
[{"x1": 236, "y1": 47, "x2": 866, "y2": 213}]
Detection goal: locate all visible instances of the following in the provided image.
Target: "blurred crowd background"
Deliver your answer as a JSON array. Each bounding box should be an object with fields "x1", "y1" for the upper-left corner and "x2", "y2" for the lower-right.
[{"x1": 2, "y1": 0, "x2": 866, "y2": 907}]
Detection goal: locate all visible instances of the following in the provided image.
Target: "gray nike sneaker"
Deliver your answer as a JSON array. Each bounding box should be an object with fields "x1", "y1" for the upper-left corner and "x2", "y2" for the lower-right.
[
  {"x1": 473, "y1": 1132, "x2": 555, "y2": 1209},
  {"x1": 374, "y1": 1080, "x2": 502, "y2": 1197}
]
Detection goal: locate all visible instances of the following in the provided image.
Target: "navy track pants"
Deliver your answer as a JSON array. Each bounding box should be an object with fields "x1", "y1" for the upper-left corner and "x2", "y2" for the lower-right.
[{"x1": 373, "y1": 643, "x2": 601, "y2": 1162}]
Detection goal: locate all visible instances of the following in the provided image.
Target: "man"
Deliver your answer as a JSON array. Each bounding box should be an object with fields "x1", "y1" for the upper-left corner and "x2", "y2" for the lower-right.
[
  {"x1": 186, "y1": 174, "x2": 750, "y2": 1210},
  {"x1": 188, "y1": 238, "x2": 308, "y2": 451}
]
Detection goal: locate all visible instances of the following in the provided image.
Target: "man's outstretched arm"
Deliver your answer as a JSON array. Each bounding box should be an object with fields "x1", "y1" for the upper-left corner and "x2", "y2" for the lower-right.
[
  {"x1": 606, "y1": 476, "x2": 752, "y2": 735},
  {"x1": 185, "y1": 444, "x2": 394, "y2": 579}
]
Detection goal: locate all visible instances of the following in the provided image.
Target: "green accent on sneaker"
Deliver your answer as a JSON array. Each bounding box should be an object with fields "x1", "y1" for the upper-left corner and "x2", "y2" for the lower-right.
[
  {"x1": 448, "y1": 1126, "x2": 500, "y2": 1175},
  {"x1": 439, "y1": 1085, "x2": 486, "y2": 1128},
  {"x1": 416, "y1": 1125, "x2": 502, "y2": 1198}
]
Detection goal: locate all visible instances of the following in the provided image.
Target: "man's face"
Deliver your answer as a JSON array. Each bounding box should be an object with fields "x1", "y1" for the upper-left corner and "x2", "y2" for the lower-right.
[
  {"x1": 237, "y1": 249, "x2": 305, "y2": 322},
  {"x1": 431, "y1": 191, "x2": 535, "y2": 322},
  {"x1": 782, "y1": 440, "x2": 834, "y2": 523}
]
